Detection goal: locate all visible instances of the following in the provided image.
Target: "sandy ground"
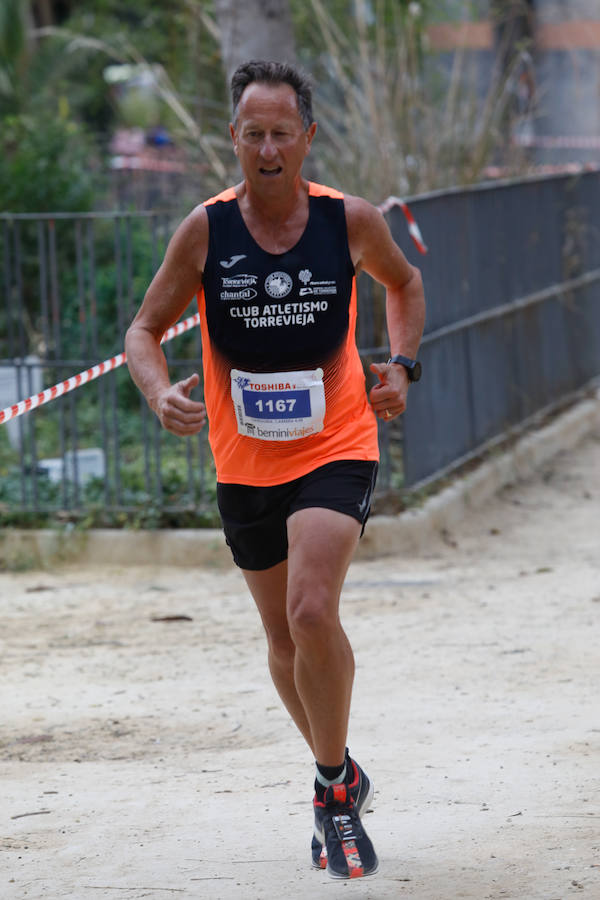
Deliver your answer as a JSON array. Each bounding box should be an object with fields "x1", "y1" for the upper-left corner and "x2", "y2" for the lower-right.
[{"x1": 2, "y1": 434, "x2": 599, "y2": 900}]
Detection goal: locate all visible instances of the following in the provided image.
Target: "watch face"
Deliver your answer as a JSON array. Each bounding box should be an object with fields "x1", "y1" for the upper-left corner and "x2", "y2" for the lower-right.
[{"x1": 412, "y1": 361, "x2": 422, "y2": 382}]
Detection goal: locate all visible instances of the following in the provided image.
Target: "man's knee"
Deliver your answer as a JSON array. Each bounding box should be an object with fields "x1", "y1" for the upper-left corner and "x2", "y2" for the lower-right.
[{"x1": 287, "y1": 587, "x2": 338, "y2": 646}]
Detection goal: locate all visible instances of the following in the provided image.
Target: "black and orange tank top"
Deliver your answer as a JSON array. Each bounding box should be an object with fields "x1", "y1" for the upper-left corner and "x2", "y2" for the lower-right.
[{"x1": 197, "y1": 182, "x2": 379, "y2": 486}]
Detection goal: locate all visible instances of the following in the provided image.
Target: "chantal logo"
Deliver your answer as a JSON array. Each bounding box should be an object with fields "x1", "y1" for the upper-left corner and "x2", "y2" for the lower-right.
[
  {"x1": 220, "y1": 288, "x2": 258, "y2": 301},
  {"x1": 265, "y1": 271, "x2": 293, "y2": 299}
]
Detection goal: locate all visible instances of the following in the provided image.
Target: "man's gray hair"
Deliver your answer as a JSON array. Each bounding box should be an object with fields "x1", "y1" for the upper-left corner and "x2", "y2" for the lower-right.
[{"x1": 231, "y1": 60, "x2": 314, "y2": 130}]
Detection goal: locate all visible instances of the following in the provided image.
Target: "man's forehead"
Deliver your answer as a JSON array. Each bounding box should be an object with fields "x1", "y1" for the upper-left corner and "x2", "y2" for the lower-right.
[{"x1": 236, "y1": 82, "x2": 301, "y2": 121}]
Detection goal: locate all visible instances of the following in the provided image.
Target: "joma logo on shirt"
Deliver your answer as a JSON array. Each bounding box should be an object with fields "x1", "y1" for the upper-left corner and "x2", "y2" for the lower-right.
[{"x1": 220, "y1": 254, "x2": 247, "y2": 268}]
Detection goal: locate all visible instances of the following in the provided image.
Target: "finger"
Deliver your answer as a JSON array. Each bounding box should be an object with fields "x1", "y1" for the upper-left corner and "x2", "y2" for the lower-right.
[
  {"x1": 369, "y1": 362, "x2": 388, "y2": 383},
  {"x1": 179, "y1": 372, "x2": 200, "y2": 397},
  {"x1": 162, "y1": 413, "x2": 206, "y2": 435},
  {"x1": 369, "y1": 383, "x2": 395, "y2": 406},
  {"x1": 370, "y1": 381, "x2": 390, "y2": 399},
  {"x1": 164, "y1": 406, "x2": 206, "y2": 427},
  {"x1": 170, "y1": 395, "x2": 206, "y2": 416}
]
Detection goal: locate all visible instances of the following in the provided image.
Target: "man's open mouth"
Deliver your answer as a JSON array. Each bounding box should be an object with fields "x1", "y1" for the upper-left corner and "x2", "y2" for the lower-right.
[{"x1": 260, "y1": 167, "x2": 283, "y2": 176}]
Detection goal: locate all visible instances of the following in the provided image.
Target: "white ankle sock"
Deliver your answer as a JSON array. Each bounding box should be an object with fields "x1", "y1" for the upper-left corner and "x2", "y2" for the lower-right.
[{"x1": 315, "y1": 762, "x2": 347, "y2": 789}]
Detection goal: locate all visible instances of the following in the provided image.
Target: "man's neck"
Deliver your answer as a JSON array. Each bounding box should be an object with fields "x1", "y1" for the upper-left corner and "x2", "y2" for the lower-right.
[{"x1": 238, "y1": 177, "x2": 308, "y2": 227}]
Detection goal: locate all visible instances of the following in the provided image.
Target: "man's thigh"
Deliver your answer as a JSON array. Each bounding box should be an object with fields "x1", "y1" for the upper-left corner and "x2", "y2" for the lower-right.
[
  {"x1": 217, "y1": 460, "x2": 378, "y2": 572},
  {"x1": 286, "y1": 506, "x2": 362, "y2": 602}
]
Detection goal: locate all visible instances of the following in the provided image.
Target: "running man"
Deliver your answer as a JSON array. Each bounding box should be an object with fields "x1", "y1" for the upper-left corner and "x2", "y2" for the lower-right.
[{"x1": 125, "y1": 60, "x2": 425, "y2": 880}]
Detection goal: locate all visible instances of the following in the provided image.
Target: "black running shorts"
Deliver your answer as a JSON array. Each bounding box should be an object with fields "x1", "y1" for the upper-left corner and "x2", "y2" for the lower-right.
[{"x1": 217, "y1": 459, "x2": 378, "y2": 571}]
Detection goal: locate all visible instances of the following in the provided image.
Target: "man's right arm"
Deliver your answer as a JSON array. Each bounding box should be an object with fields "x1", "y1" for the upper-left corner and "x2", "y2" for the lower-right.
[{"x1": 125, "y1": 205, "x2": 209, "y2": 436}]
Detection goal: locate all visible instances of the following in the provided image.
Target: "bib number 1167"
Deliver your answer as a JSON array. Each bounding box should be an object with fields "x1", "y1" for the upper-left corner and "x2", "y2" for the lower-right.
[
  {"x1": 254, "y1": 397, "x2": 296, "y2": 414},
  {"x1": 243, "y1": 388, "x2": 310, "y2": 420}
]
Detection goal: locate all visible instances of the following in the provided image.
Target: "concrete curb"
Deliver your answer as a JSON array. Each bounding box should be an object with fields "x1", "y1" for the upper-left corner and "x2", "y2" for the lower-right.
[
  {"x1": 1, "y1": 391, "x2": 599, "y2": 571},
  {"x1": 358, "y1": 390, "x2": 600, "y2": 560}
]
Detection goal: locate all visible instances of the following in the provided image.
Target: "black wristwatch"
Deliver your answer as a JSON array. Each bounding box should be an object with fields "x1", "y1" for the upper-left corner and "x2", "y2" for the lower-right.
[{"x1": 388, "y1": 354, "x2": 422, "y2": 383}]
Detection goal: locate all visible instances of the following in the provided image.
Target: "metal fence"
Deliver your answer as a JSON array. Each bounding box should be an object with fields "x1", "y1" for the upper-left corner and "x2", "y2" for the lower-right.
[
  {"x1": 388, "y1": 170, "x2": 600, "y2": 488},
  {"x1": 0, "y1": 210, "x2": 392, "y2": 521},
  {"x1": 1, "y1": 169, "x2": 599, "y2": 521},
  {"x1": 0, "y1": 211, "x2": 214, "y2": 523}
]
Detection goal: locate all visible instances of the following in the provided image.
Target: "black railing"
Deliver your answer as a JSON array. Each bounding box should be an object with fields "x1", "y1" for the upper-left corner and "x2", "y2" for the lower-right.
[{"x1": 387, "y1": 170, "x2": 600, "y2": 488}]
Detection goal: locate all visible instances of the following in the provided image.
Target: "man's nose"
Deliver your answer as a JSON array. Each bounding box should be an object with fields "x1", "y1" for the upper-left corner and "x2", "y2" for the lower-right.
[{"x1": 260, "y1": 135, "x2": 278, "y2": 159}]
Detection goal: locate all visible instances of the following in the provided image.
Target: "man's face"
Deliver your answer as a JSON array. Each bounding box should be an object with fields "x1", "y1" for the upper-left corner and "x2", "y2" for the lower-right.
[{"x1": 230, "y1": 82, "x2": 316, "y2": 191}]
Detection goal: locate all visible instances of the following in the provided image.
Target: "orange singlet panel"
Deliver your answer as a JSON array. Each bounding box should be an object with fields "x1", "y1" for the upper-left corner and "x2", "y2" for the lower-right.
[{"x1": 197, "y1": 182, "x2": 379, "y2": 486}]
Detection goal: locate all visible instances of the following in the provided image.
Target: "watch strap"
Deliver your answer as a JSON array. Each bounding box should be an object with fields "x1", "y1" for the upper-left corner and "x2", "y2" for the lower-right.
[{"x1": 388, "y1": 354, "x2": 422, "y2": 382}]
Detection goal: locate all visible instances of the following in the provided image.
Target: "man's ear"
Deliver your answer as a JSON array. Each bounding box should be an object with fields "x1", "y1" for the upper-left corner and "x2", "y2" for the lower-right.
[
  {"x1": 229, "y1": 123, "x2": 238, "y2": 155},
  {"x1": 305, "y1": 122, "x2": 317, "y2": 153}
]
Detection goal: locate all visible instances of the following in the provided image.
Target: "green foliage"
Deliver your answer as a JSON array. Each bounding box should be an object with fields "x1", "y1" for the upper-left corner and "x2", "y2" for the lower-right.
[
  {"x1": 33, "y1": 1, "x2": 231, "y2": 191},
  {"x1": 0, "y1": 113, "x2": 95, "y2": 213},
  {"x1": 0, "y1": 0, "x2": 28, "y2": 114}
]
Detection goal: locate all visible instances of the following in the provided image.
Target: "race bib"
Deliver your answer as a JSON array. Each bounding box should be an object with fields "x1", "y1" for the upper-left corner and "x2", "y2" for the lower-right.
[{"x1": 231, "y1": 367, "x2": 325, "y2": 441}]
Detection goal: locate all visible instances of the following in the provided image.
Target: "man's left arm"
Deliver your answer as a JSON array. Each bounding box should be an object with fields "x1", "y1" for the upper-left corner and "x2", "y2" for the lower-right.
[{"x1": 345, "y1": 196, "x2": 426, "y2": 419}]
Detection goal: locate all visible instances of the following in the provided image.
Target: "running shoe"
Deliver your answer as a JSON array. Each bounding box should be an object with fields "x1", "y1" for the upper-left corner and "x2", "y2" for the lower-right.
[
  {"x1": 311, "y1": 753, "x2": 374, "y2": 870},
  {"x1": 312, "y1": 762, "x2": 378, "y2": 879}
]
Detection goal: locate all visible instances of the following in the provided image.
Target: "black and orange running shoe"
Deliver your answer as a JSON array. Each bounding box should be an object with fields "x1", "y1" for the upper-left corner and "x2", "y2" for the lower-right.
[
  {"x1": 311, "y1": 753, "x2": 374, "y2": 870},
  {"x1": 312, "y1": 757, "x2": 377, "y2": 879}
]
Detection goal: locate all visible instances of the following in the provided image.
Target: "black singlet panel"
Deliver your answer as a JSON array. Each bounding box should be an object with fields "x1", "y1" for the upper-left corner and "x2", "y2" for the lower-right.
[{"x1": 202, "y1": 192, "x2": 355, "y2": 373}]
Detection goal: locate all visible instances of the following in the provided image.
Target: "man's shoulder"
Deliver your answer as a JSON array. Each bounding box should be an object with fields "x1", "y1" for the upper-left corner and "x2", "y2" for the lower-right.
[
  {"x1": 343, "y1": 193, "x2": 393, "y2": 270},
  {"x1": 203, "y1": 186, "x2": 238, "y2": 207},
  {"x1": 166, "y1": 203, "x2": 209, "y2": 266},
  {"x1": 308, "y1": 183, "x2": 381, "y2": 229},
  {"x1": 343, "y1": 193, "x2": 384, "y2": 233}
]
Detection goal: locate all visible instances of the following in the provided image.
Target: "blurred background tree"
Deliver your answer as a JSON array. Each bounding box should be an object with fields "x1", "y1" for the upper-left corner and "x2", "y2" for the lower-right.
[{"x1": 3, "y1": 0, "x2": 594, "y2": 212}]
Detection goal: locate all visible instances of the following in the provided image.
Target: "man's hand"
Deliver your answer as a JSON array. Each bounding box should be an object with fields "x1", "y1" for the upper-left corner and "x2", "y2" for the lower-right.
[
  {"x1": 369, "y1": 362, "x2": 409, "y2": 421},
  {"x1": 154, "y1": 373, "x2": 206, "y2": 435}
]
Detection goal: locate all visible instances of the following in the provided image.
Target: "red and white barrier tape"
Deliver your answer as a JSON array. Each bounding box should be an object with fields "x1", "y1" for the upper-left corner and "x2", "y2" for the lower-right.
[
  {"x1": 378, "y1": 196, "x2": 428, "y2": 255},
  {"x1": 0, "y1": 311, "x2": 201, "y2": 426}
]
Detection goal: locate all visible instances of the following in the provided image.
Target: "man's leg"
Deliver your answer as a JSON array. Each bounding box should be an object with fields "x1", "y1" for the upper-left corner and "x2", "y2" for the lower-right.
[
  {"x1": 242, "y1": 506, "x2": 360, "y2": 763},
  {"x1": 243, "y1": 504, "x2": 377, "y2": 879},
  {"x1": 285, "y1": 507, "x2": 361, "y2": 768},
  {"x1": 286, "y1": 507, "x2": 378, "y2": 880},
  {"x1": 243, "y1": 560, "x2": 315, "y2": 751}
]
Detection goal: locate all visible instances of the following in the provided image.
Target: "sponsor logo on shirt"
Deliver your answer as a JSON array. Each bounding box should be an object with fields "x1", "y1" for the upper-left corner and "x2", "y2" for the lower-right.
[
  {"x1": 310, "y1": 280, "x2": 337, "y2": 295},
  {"x1": 265, "y1": 271, "x2": 293, "y2": 298},
  {"x1": 220, "y1": 288, "x2": 258, "y2": 301},
  {"x1": 220, "y1": 254, "x2": 247, "y2": 269},
  {"x1": 297, "y1": 268, "x2": 337, "y2": 296},
  {"x1": 221, "y1": 274, "x2": 258, "y2": 288},
  {"x1": 220, "y1": 273, "x2": 258, "y2": 299}
]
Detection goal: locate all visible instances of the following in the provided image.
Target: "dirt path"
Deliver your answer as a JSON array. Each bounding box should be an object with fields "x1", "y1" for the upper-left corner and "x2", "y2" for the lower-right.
[{"x1": 2, "y1": 434, "x2": 599, "y2": 900}]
